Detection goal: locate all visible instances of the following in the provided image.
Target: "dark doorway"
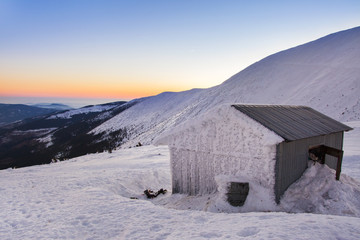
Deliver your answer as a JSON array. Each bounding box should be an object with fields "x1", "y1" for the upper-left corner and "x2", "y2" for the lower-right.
[
  {"x1": 309, "y1": 145, "x2": 344, "y2": 180},
  {"x1": 227, "y1": 182, "x2": 249, "y2": 207}
]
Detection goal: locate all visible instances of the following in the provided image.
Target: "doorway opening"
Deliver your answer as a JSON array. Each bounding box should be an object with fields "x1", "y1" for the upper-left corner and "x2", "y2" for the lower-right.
[{"x1": 309, "y1": 145, "x2": 344, "y2": 180}]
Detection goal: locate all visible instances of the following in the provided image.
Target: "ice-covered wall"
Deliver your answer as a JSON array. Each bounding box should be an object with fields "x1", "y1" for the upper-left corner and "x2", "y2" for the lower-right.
[{"x1": 156, "y1": 105, "x2": 283, "y2": 197}]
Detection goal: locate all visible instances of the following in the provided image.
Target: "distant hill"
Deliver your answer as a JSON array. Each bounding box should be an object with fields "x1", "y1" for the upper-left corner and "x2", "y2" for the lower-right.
[
  {"x1": 0, "y1": 104, "x2": 58, "y2": 126},
  {"x1": 31, "y1": 103, "x2": 73, "y2": 111}
]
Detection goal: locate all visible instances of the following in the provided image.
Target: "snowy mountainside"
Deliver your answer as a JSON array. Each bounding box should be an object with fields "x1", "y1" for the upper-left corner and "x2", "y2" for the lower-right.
[
  {"x1": 218, "y1": 26, "x2": 360, "y2": 120},
  {"x1": 93, "y1": 27, "x2": 360, "y2": 147},
  {"x1": 47, "y1": 102, "x2": 118, "y2": 119},
  {"x1": 91, "y1": 89, "x2": 207, "y2": 145}
]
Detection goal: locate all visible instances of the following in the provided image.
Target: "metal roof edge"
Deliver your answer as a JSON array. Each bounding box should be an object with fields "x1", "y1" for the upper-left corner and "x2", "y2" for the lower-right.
[{"x1": 231, "y1": 104, "x2": 353, "y2": 141}]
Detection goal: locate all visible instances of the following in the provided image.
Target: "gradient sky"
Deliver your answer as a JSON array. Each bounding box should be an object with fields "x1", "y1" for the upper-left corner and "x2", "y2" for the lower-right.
[{"x1": 0, "y1": 0, "x2": 359, "y2": 101}]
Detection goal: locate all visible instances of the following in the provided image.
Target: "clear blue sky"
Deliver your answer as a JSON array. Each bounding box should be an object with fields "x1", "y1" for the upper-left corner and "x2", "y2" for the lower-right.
[{"x1": 0, "y1": 0, "x2": 359, "y2": 100}]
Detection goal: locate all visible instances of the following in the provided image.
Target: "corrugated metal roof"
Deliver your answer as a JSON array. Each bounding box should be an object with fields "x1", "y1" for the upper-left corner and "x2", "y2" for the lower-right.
[{"x1": 232, "y1": 105, "x2": 353, "y2": 141}]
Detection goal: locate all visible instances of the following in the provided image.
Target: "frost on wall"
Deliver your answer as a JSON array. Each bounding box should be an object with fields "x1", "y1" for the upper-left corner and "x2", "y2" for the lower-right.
[{"x1": 156, "y1": 105, "x2": 283, "y2": 197}]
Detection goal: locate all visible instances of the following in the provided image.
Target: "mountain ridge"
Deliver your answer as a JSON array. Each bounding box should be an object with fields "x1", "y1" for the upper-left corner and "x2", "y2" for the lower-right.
[
  {"x1": 0, "y1": 103, "x2": 60, "y2": 126},
  {"x1": 92, "y1": 26, "x2": 360, "y2": 147}
]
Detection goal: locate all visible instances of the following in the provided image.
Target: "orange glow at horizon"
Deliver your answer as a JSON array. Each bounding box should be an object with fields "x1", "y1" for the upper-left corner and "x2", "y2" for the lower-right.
[{"x1": 0, "y1": 73, "x2": 191, "y2": 100}]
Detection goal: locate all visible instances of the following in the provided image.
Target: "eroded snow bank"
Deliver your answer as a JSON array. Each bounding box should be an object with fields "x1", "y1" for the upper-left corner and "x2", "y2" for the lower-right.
[{"x1": 280, "y1": 162, "x2": 360, "y2": 216}]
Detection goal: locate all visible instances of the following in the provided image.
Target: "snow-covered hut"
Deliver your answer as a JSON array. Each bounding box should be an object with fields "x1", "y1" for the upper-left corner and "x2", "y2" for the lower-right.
[{"x1": 156, "y1": 104, "x2": 352, "y2": 204}]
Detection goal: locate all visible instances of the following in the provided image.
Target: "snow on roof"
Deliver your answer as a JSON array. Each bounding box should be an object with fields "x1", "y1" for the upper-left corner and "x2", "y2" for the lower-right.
[
  {"x1": 155, "y1": 104, "x2": 283, "y2": 147},
  {"x1": 232, "y1": 104, "x2": 353, "y2": 141},
  {"x1": 156, "y1": 103, "x2": 352, "y2": 147}
]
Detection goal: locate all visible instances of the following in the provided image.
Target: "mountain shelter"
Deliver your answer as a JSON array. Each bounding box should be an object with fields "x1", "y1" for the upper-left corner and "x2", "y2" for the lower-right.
[{"x1": 155, "y1": 104, "x2": 352, "y2": 205}]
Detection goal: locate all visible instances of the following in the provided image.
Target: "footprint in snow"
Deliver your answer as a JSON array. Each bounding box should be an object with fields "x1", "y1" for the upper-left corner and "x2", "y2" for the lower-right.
[
  {"x1": 237, "y1": 227, "x2": 260, "y2": 237},
  {"x1": 150, "y1": 224, "x2": 163, "y2": 232}
]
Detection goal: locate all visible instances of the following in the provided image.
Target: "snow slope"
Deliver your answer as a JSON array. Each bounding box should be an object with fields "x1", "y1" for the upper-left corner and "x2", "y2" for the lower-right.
[
  {"x1": 92, "y1": 27, "x2": 360, "y2": 147},
  {"x1": 0, "y1": 122, "x2": 359, "y2": 239},
  {"x1": 342, "y1": 121, "x2": 360, "y2": 180},
  {"x1": 47, "y1": 104, "x2": 119, "y2": 119}
]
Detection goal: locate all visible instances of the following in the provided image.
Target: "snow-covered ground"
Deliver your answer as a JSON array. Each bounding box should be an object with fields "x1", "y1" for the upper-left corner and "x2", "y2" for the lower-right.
[{"x1": 1, "y1": 122, "x2": 359, "y2": 239}]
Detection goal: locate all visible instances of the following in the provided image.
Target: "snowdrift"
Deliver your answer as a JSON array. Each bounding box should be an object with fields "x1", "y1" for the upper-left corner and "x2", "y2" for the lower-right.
[
  {"x1": 152, "y1": 161, "x2": 360, "y2": 217},
  {"x1": 281, "y1": 162, "x2": 360, "y2": 216}
]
